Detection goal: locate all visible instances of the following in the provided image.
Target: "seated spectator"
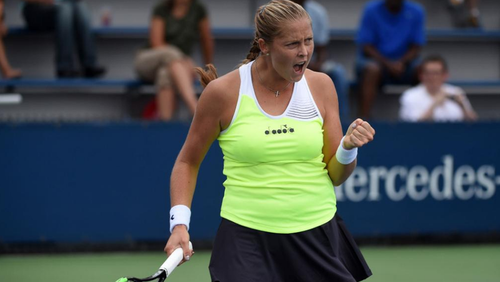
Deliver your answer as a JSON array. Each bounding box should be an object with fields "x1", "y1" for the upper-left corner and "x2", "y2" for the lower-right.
[
  {"x1": 291, "y1": 0, "x2": 350, "y2": 122},
  {"x1": 135, "y1": 0, "x2": 213, "y2": 121},
  {"x1": 399, "y1": 54, "x2": 478, "y2": 122},
  {"x1": 22, "y1": 0, "x2": 106, "y2": 78},
  {"x1": 448, "y1": 0, "x2": 482, "y2": 28},
  {"x1": 0, "y1": 0, "x2": 21, "y2": 79},
  {"x1": 356, "y1": 0, "x2": 425, "y2": 119}
]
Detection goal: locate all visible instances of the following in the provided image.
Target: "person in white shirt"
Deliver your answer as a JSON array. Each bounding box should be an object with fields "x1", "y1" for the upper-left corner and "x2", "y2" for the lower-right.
[{"x1": 399, "y1": 54, "x2": 478, "y2": 122}]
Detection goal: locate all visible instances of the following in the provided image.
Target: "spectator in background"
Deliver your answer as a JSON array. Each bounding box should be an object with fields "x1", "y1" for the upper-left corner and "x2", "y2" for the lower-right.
[
  {"x1": 135, "y1": 0, "x2": 214, "y2": 121},
  {"x1": 22, "y1": 0, "x2": 106, "y2": 78},
  {"x1": 0, "y1": 0, "x2": 22, "y2": 79},
  {"x1": 400, "y1": 54, "x2": 478, "y2": 122},
  {"x1": 291, "y1": 0, "x2": 350, "y2": 122},
  {"x1": 356, "y1": 0, "x2": 425, "y2": 119},
  {"x1": 448, "y1": 0, "x2": 482, "y2": 28}
]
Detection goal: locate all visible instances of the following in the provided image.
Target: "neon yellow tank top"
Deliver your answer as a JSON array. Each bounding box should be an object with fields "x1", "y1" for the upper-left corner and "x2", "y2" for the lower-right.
[{"x1": 217, "y1": 61, "x2": 336, "y2": 234}]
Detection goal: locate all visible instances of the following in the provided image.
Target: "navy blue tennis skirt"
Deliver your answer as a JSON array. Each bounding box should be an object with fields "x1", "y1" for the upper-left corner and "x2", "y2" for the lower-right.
[{"x1": 209, "y1": 214, "x2": 372, "y2": 282}]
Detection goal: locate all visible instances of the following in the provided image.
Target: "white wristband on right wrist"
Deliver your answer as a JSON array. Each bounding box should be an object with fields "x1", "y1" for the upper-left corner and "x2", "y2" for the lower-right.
[
  {"x1": 335, "y1": 136, "x2": 358, "y2": 165},
  {"x1": 169, "y1": 205, "x2": 191, "y2": 233}
]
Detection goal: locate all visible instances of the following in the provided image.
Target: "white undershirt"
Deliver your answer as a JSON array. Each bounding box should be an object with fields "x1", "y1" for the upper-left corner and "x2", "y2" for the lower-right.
[{"x1": 399, "y1": 83, "x2": 473, "y2": 122}]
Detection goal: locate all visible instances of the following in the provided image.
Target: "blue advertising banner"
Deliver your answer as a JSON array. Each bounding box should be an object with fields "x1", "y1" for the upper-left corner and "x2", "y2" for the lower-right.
[
  {"x1": 335, "y1": 123, "x2": 500, "y2": 237},
  {"x1": 0, "y1": 122, "x2": 499, "y2": 243}
]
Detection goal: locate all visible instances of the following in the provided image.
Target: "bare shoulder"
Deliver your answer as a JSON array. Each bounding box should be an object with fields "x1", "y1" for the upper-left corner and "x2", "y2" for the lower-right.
[
  {"x1": 197, "y1": 68, "x2": 240, "y2": 129},
  {"x1": 199, "y1": 69, "x2": 240, "y2": 105},
  {"x1": 304, "y1": 69, "x2": 337, "y2": 117},
  {"x1": 305, "y1": 69, "x2": 335, "y2": 95}
]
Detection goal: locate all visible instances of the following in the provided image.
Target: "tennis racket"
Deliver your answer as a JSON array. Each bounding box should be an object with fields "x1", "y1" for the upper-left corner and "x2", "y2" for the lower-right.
[{"x1": 115, "y1": 242, "x2": 193, "y2": 282}]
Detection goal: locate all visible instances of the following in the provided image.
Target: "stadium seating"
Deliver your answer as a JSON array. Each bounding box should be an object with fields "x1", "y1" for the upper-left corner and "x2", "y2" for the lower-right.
[{"x1": 2, "y1": 0, "x2": 500, "y2": 121}]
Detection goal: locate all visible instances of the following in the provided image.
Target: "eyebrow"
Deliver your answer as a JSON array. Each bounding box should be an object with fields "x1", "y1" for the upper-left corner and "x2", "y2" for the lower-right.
[{"x1": 282, "y1": 35, "x2": 314, "y2": 42}]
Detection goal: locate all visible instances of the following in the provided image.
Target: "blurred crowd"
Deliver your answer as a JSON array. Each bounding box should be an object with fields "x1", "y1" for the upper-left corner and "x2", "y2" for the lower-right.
[{"x1": 0, "y1": 0, "x2": 487, "y2": 122}]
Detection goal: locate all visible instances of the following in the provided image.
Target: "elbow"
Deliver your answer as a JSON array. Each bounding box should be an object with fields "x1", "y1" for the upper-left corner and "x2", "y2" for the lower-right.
[{"x1": 332, "y1": 177, "x2": 347, "y2": 187}]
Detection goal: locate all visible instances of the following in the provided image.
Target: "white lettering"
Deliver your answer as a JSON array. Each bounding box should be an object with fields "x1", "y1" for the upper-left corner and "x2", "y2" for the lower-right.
[
  {"x1": 429, "y1": 155, "x2": 454, "y2": 200},
  {"x1": 344, "y1": 168, "x2": 368, "y2": 202},
  {"x1": 334, "y1": 155, "x2": 497, "y2": 202},
  {"x1": 476, "y1": 166, "x2": 496, "y2": 200},
  {"x1": 454, "y1": 166, "x2": 476, "y2": 200},
  {"x1": 368, "y1": 167, "x2": 387, "y2": 201},
  {"x1": 385, "y1": 166, "x2": 407, "y2": 201},
  {"x1": 407, "y1": 166, "x2": 429, "y2": 201}
]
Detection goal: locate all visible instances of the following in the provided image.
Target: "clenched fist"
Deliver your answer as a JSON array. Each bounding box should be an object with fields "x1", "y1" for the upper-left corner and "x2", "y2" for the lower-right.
[{"x1": 343, "y1": 118, "x2": 375, "y2": 150}]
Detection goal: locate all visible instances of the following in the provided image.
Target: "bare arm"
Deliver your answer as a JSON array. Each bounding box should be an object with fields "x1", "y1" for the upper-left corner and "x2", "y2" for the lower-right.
[
  {"x1": 399, "y1": 44, "x2": 421, "y2": 65},
  {"x1": 149, "y1": 17, "x2": 166, "y2": 48},
  {"x1": 308, "y1": 71, "x2": 356, "y2": 186},
  {"x1": 362, "y1": 44, "x2": 390, "y2": 66},
  {"x1": 198, "y1": 17, "x2": 214, "y2": 65},
  {"x1": 165, "y1": 71, "x2": 238, "y2": 261},
  {"x1": 451, "y1": 93, "x2": 479, "y2": 121},
  {"x1": 0, "y1": 1, "x2": 5, "y2": 37},
  {"x1": 363, "y1": 44, "x2": 420, "y2": 77},
  {"x1": 170, "y1": 89, "x2": 222, "y2": 208},
  {"x1": 309, "y1": 71, "x2": 375, "y2": 185},
  {"x1": 418, "y1": 91, "x2": 447, "y2": 122}
]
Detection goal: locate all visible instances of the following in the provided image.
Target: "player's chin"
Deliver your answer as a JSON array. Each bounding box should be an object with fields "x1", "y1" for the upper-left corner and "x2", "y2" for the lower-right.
[{"x1": 290, "y1": 68, "x2": 306, "y2": 82}]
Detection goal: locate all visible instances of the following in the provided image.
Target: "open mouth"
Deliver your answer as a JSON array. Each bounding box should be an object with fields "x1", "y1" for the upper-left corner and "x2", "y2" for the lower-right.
[{"x1": 293, "y1": 62, "x2": 306, "y2": 73}]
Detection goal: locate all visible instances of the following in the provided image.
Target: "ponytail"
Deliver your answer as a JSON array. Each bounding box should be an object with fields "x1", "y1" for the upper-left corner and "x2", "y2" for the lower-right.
[
  {"x1": 195, "y1": 64, "x2": 219, "y2": 88},
  {"x1": 239, "y1": 36, "x2": 261, "y2": 67}
]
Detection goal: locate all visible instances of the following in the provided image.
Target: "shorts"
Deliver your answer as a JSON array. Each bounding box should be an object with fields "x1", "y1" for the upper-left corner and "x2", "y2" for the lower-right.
[
  {"x1": 355, "y1": 55, "x2": 421, "y2": 85},
  {"x1": 209, "y1": 215, "x2": 372, "y2": 282},
  {"x1": 134, "y1": 45, "x2": 184, "y2": 90}
]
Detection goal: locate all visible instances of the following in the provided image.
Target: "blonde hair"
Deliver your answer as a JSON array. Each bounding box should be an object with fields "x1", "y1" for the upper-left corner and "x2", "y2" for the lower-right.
[{"x1": 196, "y1": 0, "x2": 310, "y2": 87}]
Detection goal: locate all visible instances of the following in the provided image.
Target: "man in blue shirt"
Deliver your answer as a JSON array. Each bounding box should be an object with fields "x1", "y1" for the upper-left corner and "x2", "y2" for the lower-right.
[
  {"x1": 292, "y1": 0, "x2": 350, "y2": 122},
  {"x1": 356, "y1": 0, "x2": 425, "y2": 118}
]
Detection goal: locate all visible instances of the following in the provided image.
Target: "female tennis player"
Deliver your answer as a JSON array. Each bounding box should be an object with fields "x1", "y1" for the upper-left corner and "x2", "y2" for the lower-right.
[{"x1": 165, "y1": 1, "x2": 374, "y2": 281}]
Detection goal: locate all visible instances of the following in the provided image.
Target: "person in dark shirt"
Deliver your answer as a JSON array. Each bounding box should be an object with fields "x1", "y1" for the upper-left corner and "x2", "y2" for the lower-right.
[{"x1": 134, "y1": 0, "x2": 214, "y2": 121}]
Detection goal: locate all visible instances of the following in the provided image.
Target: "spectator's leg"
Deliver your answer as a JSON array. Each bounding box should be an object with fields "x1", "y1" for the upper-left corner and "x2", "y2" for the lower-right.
[
  {"x1": 359, "y1": 62, "x2": 382, "y2": 119},
  {"x1": 72, "y1": 1, "x2": 102, "y2": 73},
  {"x1": 168, "y1": 60, "x2": 197, "y2": 115},
  {"x1": 328, "y1": 63, "x2": 350, "y2": 122},
  {"x1": 22, "y1": 3, "x2": 68, "y2": 76},
  {"x1": 0, "y1": 37, "x2": 22, "y2": 79},
  {"x1": 135, "y1": 46, "x2": 197, "y2": 119},
  {"x1": 55, "y1": 1, "x2": 78, "y2": 76},
  {"x1": 156, "y1": 67, "x2": 177, "y2": 121}
]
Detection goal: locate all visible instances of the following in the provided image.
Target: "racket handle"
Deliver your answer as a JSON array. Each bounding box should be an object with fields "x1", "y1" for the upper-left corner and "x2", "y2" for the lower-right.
[{"x1": 159, "y1": 241, "x2": 193, "y2": 277}]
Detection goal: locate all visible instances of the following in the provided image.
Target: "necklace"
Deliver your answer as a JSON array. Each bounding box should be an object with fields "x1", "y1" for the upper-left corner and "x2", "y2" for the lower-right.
[{"x1": 255, "y1": 56, "x2": 292, "y2": 98}]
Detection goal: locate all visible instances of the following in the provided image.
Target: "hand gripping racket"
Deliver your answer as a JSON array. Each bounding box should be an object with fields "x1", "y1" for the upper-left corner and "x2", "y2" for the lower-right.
[{"x1": 115, "y1": 242, "x2": 193, "y2": 282}]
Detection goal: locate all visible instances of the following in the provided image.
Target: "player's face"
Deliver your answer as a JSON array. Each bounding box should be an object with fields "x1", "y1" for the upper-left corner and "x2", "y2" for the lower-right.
[
  {"x1": 420, "y1": 61, "x2": 448, "y2": 91},
  {"x1": 267, "y1": 17, "x2": 314, "y2": 83}
]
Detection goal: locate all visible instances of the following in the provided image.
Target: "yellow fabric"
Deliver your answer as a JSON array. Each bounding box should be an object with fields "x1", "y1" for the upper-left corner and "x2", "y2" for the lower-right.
[{"x1": 217, "y1": 92, "x2": 336, "y2": 234}]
